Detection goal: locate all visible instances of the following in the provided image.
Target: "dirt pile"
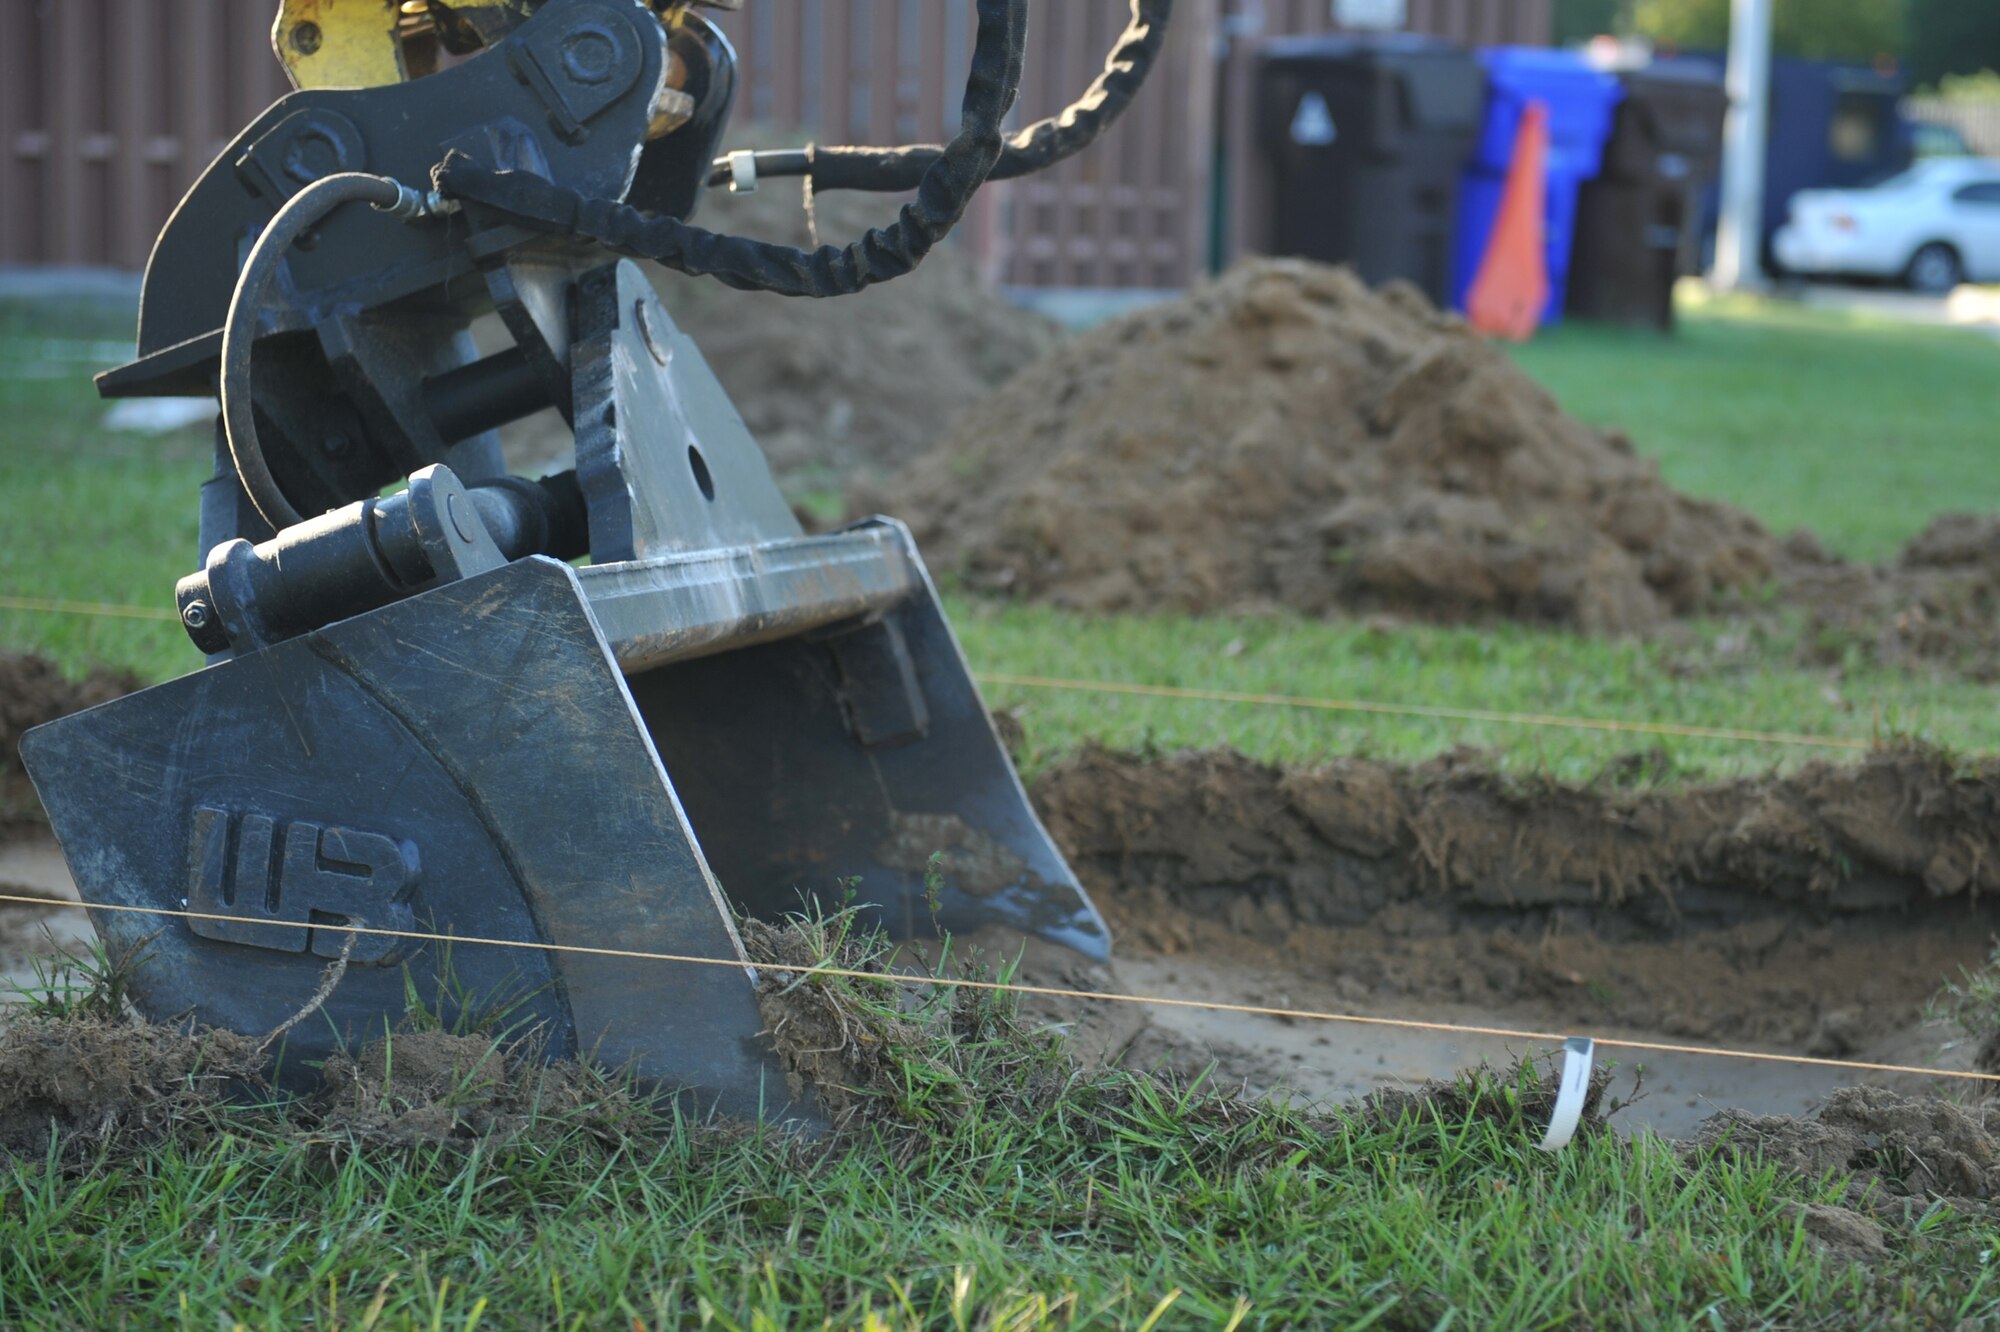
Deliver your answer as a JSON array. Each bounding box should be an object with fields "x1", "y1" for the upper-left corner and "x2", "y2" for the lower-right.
[
  {"x1": 1, "y1": 652, "x2": 139, "y2": 834},
  {"x1": 1, "y1": 651, "x2": 138, "y2": 770},
  {"x1": 1696, "y1": 1086, "x2": 1997, "y2": 1213},
  {"x1": 1788, "y1": 511, "x2": 2000, "y2": 680},
  {"x1": 0, "y1": 1010, "x2": 261, "y2": 1158},
  {"x1": 504, "y1": 162, "x2": 1060, "y2": 489},
  {"x1": 889, "y1": 259, "x2": 1777, "y2": 631},
  {"x1": 1029, "y1": 744, "x2": 2000, "y2": 1050}
]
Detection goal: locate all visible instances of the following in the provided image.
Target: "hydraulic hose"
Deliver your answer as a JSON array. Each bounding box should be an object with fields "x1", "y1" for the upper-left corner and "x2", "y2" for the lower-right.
[
  {"x1": 434, "y1": 0, "x2": 1028, "y2": 297},
  {"x1": 708, "y1": 0, "x2": 1174, "y2": 196},
  {"x1": 220, "y1": 171, "x2": 444, "y2": 531}
]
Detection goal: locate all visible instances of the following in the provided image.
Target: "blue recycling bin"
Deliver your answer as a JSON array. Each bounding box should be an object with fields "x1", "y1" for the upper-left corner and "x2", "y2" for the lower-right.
[{"x1": 1453, "y1": 47, "x2": 1624, "y2": 325}]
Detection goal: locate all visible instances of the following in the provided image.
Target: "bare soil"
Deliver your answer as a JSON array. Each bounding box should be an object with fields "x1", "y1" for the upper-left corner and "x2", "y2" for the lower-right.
[
  {"x1": 886, "y1": 258, "x2": 1778, "y2": 632},
  {"x1": 1788, "y1": 512, "x2": 2000, "y2": 681},
  {"x1": 0, "y1": 651, "x2": 137, "y2": 836},
  {"x1": 1695, "y1": 1085, "x2": 1998, "y2": 1215},
  {"x1": 942, "y1": 744, "x2": 1994, "y2": 1137}
]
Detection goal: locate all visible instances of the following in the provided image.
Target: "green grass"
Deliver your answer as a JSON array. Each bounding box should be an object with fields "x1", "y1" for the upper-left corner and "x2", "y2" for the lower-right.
[
  {"x1": 959, "y1": 598, "x2": 1997, "y2": 784},
  {"x1": 2, "y1": 931, "x2": 1995, "y2": 1331},
  {"x1": 8, "y1": 1078, "x2": 1994, "y2": 1329},
  {"x1": 1512, "y1": 292, "x2": 2000, "y2": 563},
  {"x1": 0, "y1": 298, "x2": 207, "y2": 679}
]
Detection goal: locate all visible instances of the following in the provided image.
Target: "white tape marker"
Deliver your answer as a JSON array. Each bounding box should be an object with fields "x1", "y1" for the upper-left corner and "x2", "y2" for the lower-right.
[{"x1": 1536, "y1": 1036, "x2": 1596, "y2": 1153}]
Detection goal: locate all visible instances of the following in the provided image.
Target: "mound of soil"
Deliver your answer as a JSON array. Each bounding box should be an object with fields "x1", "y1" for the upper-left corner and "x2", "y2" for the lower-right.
[
  {"x1": 889, "y1": 259, "x2": 1777, "y2": 631},
  {"x1": 0, "y1": 651, "x2": 137, "y2": 770},
  {"x1": 0, "y1": 1011, "x2": 261, "y2": 1158},
  {"x1": 1030, "y1": 744, "x2": 2000, "y2": 1051},
  {"x1": 1, "y1": 652, "x2": 139, "y2": 836},
  {"x1": 1789, "y1": 512, "x2": 2000, "y2": 680},
  {"x1": 1696, "y1": 1085, "x2": 1997, "y2": 1213},
  {"x1": 504, "y1": 160, "x2": 1060, "y2": 487}
]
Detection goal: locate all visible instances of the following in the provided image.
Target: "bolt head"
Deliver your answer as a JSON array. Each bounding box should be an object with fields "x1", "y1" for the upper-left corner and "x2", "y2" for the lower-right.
[
  {"x1": 445, "y1": 491, "x2": 478, "y2": 544},
  {"x1": 181, "y1": 601, "x2": 211, "y2": 630}
]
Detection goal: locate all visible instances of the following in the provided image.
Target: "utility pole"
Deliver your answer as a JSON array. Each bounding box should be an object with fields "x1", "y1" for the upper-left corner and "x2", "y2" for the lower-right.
[{"x1": 1712, "y1": 0, "x2": 1774, "y2": 291}]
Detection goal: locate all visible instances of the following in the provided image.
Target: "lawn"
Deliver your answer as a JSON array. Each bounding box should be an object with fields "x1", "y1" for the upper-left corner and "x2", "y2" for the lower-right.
[
  {"x1": 4, "y1": 290, "x2": 1999, "y2": 1329},
  {"x1": 1511, "y1": 290, "x2": 2000, "y2": 563},
  {"x1": 3, "y1": 939, "x2": 1995, "y2": 1331}
]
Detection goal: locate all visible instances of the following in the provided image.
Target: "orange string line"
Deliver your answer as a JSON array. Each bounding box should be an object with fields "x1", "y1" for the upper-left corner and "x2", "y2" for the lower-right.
[
  {"x1": 976, "y1": 673, "x2": 1874, "y2": 752},
  {"x1": 2, "y1": 891, "x2": 1991, "y2": 1087},
  {"x1": 0, "y1": 594, "x2": 179, "y2": 623},
  {"x1": 0, "y1": 595, "x2": 1876, "y2": 752}
]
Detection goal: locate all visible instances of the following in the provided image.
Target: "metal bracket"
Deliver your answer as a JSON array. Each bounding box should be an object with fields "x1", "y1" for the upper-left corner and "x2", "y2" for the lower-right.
[
  {"x1": 506, "y1": 2, "x2": 649, "y2": 142},
  {"x1": 571, "y1": 260, "x2": 801, "y2": 561}
]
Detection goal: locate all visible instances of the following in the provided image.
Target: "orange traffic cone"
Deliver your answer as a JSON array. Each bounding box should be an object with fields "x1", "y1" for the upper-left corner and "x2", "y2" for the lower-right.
[{"x1": 1466, "y1": 100, "x2": 1551, "y2": 342}]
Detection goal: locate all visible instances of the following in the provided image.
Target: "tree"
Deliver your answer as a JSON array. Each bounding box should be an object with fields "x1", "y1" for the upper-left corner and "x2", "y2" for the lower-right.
[
  {"x1": 1552, "y1": 0, "x2": 1629, "y2": 44},
  {"x1": 1907, "y1": 0, "x2": 2000, "y2": 88},
  {"x1": 1631, "y1": 0, "x2": 1906, "y2": 63}
]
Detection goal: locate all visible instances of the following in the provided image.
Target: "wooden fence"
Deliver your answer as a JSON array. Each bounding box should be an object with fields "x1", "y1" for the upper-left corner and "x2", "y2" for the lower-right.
[{"x1": 2, "y1": 0, "x2": 1550, "y2": 287}]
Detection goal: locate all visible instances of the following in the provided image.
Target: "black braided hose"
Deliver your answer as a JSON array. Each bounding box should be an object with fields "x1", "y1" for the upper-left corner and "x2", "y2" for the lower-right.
[
  {"x1": 433, "y1": 0, "x2": 1030, "y2": 297},
  {"x1": 733, "y1": 0, "x2": 1177, "y2": 196}
]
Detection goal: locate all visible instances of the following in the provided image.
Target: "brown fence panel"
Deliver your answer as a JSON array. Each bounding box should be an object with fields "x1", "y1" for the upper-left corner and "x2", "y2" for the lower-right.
[
  {"x1": 1, "y1": 1, "x2": 1549, "y2": 285},
  {"x1": 1, "y1": 0, "x2": 279, "y2": 270},
  {"x1": 711, "y1": 1, "x2": 1230, "y2": 290}
]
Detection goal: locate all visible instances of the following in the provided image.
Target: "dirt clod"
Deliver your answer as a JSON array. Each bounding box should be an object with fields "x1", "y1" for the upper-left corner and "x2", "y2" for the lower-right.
[
  {"x1": 1, "y1": 652, "x2": 139, "y2": 835},
  {"x1": 315, "y1": 1030, "x2": 625, "y2": 1148},
  {"x1": 738, "y1": 914, "x2": 1072, "y2": 1130},
  {"x1": 0, "y1": 1011, "x2": 261, "y2": 1158},
  {"x1": 737, "y1": 916, "x2": 926, "y2": 1125},
  {"x1": 1792, "y1": 511, "x2": 2000, "y2": 680},
  {"x1": 1786, "y1": 1201, "x2": 1891, "y2": 1262},
  {"x1": 1362, "y1": 1056, "x2": 1614, "y2": 1143},
  {"x1": 890, "y1": 259, "x2": 1777, "y2": 631},
  {"x1": 1696, "y1": 1086, "x2": 1998, "y2": 1210}
]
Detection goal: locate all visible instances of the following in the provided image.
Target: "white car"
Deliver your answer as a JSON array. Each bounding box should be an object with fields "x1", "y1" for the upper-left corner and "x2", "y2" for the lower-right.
[{"x1": 1773, "y1": 157, "x2": 2000, "y2": 293}]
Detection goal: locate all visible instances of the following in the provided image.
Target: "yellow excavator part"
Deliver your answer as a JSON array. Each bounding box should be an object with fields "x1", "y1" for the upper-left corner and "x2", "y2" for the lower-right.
[
  {"x1": 273, "y1": 1, "x2": 736, "y2": 93},
  {"x1": 273, "y1": 0, "x2": 410, "y2": 90},
  {"x1": 274, "y1": 0, "x2": 546, "y2": 90}
]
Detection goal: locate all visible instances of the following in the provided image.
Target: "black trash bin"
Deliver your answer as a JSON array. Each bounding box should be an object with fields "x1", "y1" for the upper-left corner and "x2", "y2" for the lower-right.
[
  {"x1": 1257, "y1": 34, "x2": 1486, "y2": 307},
  {"x1": 1566, "y1": 64, "x2": 1727, "y2": 330}
]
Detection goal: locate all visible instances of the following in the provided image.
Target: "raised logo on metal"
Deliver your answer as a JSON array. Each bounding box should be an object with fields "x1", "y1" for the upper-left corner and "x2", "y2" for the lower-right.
[{"x1": 184, "y1": 807, "x2": 420, "y2": 963}]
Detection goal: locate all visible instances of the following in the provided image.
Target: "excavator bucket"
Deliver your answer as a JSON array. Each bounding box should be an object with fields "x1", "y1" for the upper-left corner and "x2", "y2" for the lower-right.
[
  {"x1": 17, "y1": 0, "x2": 1163, "y2": 1122},
  {"x1": 22, "y1": 269, "x2": 1107, "y2": 1119}
]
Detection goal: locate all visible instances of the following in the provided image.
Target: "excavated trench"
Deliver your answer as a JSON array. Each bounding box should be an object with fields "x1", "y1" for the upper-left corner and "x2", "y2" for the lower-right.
[
  {"x1": 2, "y1": 654, "x2": 1993, "y2": 1137},
  {"x1": 995, "y1": 745, "x2": 2000, "y2": 1135}
]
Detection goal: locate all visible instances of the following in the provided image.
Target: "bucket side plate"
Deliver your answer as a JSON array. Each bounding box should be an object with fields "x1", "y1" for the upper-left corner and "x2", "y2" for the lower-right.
[{"x1": 20, "y1": 558, "x2": 800, "y2": 1121}]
